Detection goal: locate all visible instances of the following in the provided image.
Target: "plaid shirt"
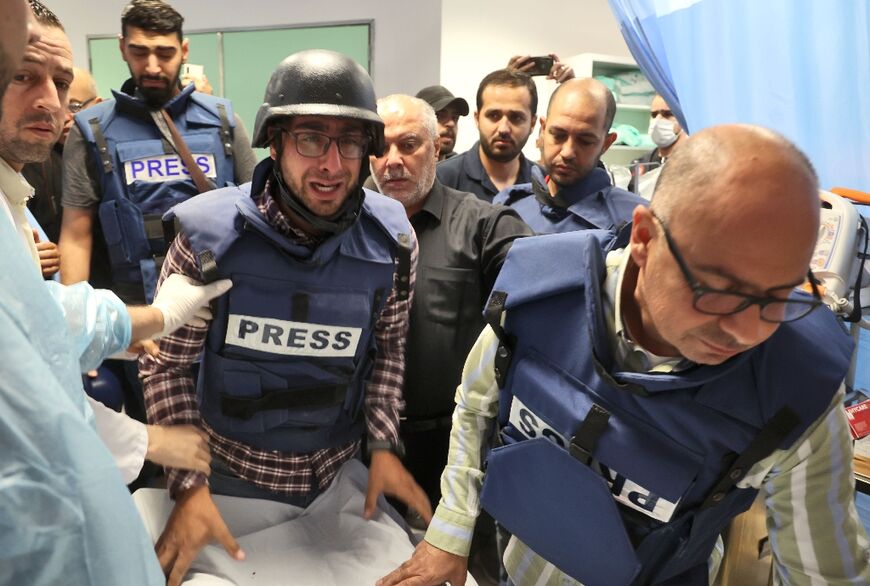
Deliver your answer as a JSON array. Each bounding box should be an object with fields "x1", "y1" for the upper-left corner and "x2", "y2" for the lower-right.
[{"x1": 140, "y1": 181, "x2": 416, "y2": 498}]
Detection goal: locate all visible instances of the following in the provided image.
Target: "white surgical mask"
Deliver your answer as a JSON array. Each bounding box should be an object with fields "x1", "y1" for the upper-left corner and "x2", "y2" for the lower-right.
[{"x1": 648, "y1": 117, "x2": 679, "y2": 148}]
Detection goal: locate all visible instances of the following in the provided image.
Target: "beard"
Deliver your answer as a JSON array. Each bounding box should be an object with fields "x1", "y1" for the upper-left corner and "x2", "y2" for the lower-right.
[
  {"x1": 373, "y1": 163, "x2": 435, "y2": 211},
  {"x1": 133, "y1": 68, "x2": 180, "y2": 108},
  {"x1": 438, "y1": 130, "x2": 455, "y2": 155},
  {"x1": 0, "y1": 111, "x2": 60, "y2": 165},
  {"x1": 480, "y1": 134, "x2": 524, "y2": 163},
  {"x1": 547, "y1": 157, "x2": 600, "y2": 189}
]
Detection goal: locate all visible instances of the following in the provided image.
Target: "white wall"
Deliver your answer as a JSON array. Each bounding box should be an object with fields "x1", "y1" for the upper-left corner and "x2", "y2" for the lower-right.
[
  {"x1": 48, "y1": 0, "x2": 442, "y2": 99},
  {"x1": 440, "y1": 0, "x2": 632, "y2": 155}
]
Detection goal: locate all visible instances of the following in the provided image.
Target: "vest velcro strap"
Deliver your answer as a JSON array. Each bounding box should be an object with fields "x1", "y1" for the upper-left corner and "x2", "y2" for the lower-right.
[
  {"x1": 217, "y1": 103, "x2": 233, "y2": 157},
  {"x1": 220, "y1": 384, "x2": 348, "y2": 420},
  {"x1": 197, "y1": 249, "x2": 219, "y2": 284},
  {"x1": 700, "y1": 406, "x2": 799, "y2": 509},
  {"x1": 88, "y1": 117, "x2": 113, "y2": 174},
  {"x1": 485, "y1": 291, "x2": 514, "y2": 388},
  {"x1": 163, "y1": 217, "x2": 180, "y2": 250},
  {"x1": 568, "y1": 403, "x2": 611, "y2": 465},
  {"x1": 142, "y1": 214, "x2": 181, "y2": 257},
  {"x1": 396, "y1": 233, "x2": 411, "y2": 301},
  {"x1": 292, "y1": 292, "x2": 309, "y2": 322}
]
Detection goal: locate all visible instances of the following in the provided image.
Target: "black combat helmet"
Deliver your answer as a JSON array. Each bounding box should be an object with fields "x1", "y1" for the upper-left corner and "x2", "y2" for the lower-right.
[{"x1": 251, "y1": 49, "x2": 384, "y2": 156}]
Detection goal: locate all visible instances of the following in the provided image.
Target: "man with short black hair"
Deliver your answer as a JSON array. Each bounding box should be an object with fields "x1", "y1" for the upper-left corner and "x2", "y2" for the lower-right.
[
  {"x1": 494, "y1": 78, "x2": 645, "y2": 235},
  {"x1": 59, "y1": 0, "x2": 256, "y2": 304},
  {"x1": 436, "y1": 69, "x2": 540, "y2": 203},
  {"x1": 415, "y1": 85, "x2": 469, "y2": 161},
  {"x1": 59, "y1": 0, "x2": 257, "y2": 434}
]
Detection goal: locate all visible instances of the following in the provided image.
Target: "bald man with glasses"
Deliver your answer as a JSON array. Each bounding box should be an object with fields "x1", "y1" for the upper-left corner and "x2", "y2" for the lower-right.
[{"x1": 381, "y1": 124, "x2": 870, "y2": 586}]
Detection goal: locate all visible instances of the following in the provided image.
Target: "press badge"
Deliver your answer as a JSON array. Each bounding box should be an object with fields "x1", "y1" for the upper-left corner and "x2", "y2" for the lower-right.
[
  {"x1": 225, "y1": 314, "x2": 362, "y2": 358},
  {"x1": 508, "y1": 396, "x2": 680, "y2": 522},
  {"x1": 124, "y1": 153, "x2": 217, "y2": 184}
]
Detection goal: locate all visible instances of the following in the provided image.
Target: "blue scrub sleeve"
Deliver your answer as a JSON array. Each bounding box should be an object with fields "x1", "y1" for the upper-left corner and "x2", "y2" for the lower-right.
[{"x1": 44, "y1": 281, "x2": 132, "y2": 372}]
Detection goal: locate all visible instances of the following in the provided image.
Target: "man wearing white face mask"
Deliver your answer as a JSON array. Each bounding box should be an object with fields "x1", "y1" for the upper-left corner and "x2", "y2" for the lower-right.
[{"x1": 628, "y1": 95, "x2": 688, "y2": 194}]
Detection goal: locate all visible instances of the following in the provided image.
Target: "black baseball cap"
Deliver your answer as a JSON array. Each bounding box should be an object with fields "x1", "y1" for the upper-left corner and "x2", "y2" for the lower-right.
[{"x1": 415, "y1": 85, "x2": 470, "y2": 116}]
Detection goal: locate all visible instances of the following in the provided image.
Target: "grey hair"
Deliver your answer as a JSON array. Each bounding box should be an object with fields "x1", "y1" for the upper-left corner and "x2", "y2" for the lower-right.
[{"x1": 376, "y1": 94, "x2": 438, "y2": 140}]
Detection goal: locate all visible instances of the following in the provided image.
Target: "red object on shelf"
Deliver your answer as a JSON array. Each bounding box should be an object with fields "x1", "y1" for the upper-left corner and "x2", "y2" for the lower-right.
[{"x1": 846, "y1": 399, "x2": 870, "y2": 440}]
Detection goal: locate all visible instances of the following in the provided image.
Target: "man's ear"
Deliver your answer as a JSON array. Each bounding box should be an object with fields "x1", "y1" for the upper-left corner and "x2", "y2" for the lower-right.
[
  {"x1": 602, "y1": 131, "x2": 618, "y2": 154},
  {"x1": 629, "y1": 205, "x2": 656, "y2": 269},
  {"x1": 267, "y1": 128, "x2": 278, "y2": 160},
  {"x1": 181, "y1": 38, "x2": 190, "y2": 63},
  {"x1": 473, "y1": 110, "x2": 480, "y2": 129},
  {"x1": 118, "y1": 34, "x2": 128, "y2": 63},
  {"x1": 433, "y1": 137, "x2": 441, "y2": 160}
]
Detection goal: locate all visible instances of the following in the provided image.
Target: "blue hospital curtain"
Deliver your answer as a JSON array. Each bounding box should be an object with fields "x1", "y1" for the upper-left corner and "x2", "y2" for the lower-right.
[{"x1": 608, "y1": 0, "x2": 870, "y2": 192}]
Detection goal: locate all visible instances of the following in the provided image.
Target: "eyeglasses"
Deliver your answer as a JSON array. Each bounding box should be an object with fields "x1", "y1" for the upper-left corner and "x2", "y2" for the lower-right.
[
  {"x1": 651, "y1": 211, "x2": 822, "y2": 323},
  {"x1": 68, "y1": 97, "x2": 96, "y2": 114},
  {"x1": 281, "y1": 129, "x2": 369, "y2": 159},
  {"x1": 650, "y1": 109, "x2": 674, "y2": 119}
]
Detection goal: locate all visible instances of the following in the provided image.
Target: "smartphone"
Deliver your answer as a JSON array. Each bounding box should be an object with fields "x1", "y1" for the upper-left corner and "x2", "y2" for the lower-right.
[
  {"x1": 181, "y1": 63, "x2": 204, "y2": 78},
  {"x1": 526, "y1": 56, "x2": 555, "y2": 77}
]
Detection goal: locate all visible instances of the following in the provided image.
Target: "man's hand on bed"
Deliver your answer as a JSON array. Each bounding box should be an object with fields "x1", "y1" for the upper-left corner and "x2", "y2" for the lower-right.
[
  {"x1": 364, "y1": 450, "x2": 433, "y2": 524},
  {"x1": 155, "y1": 485, "x2": 246, "y2": 586}
]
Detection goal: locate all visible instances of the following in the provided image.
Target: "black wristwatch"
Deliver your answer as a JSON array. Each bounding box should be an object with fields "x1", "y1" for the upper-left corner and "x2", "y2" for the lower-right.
[{"x1": 366, "y1": 438, "x2": 406, "y2": 459}]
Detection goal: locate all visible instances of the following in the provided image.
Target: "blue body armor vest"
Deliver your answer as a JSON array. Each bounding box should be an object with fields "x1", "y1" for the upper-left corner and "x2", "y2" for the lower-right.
[
  {"x1": 168, "y1": 173, "x2": 411, "y2": 453},
  {"x1": 479, "y1": 231, "x2": 852, "y2": 585},
  {"x1": 77, "y1": 84, "x2": 237, "y2": 302},
  {"x1": 493, "y1": 167, "x2": 645, "y2": 235}
]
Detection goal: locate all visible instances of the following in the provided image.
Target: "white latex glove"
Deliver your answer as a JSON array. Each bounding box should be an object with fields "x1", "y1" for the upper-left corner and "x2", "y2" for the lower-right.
[{"x1": 151, "y1": 273, "x2": 232, "y2": 338}]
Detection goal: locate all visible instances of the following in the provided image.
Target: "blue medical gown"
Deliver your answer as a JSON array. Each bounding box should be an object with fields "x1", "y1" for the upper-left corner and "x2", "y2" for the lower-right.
[{"x1": 0, "y1": 218, "x2": 163, "y2": 584}]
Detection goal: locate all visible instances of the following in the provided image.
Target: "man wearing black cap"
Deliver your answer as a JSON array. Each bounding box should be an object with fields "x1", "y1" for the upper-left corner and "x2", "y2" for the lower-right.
[{"x1": 415, "y1": 85, "x2": 469, "y2": 161}]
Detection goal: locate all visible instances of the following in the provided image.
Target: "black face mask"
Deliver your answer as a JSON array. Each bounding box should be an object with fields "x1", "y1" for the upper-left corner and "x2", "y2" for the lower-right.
[{"x1": 270, "y1": 162, "x2": 364, "y2": 236}]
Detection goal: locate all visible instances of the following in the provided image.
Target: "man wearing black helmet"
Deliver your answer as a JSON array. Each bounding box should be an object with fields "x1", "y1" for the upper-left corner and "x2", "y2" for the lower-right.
[{"x1": 140, "y1": 49, "x2": 431, "y2": 585}]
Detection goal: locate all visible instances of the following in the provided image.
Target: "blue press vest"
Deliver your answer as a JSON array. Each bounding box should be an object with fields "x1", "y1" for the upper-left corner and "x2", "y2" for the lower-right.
[
  {"x1": 77, "y1": 84, "x2": 236, "y2": 302},
  {"x1": 479, "y1": 231, "x2": 852, "y2": 585},
  {"x1": 168, "y1": 181, "x2": 411, "y2": 452},
  {"x1": 493, "y1": 167, "x2": 645, "y2": 235}
]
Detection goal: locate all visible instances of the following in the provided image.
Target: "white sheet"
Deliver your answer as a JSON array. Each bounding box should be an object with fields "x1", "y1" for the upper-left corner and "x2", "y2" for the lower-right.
[{"x1": 134, "y1": 460, "x2": 477, "y2": 586}]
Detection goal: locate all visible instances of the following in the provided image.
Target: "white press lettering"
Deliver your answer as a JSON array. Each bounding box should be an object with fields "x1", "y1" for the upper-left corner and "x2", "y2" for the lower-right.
[{"x1": 226, "y1": 314, "x2": 361, "y2": 358}]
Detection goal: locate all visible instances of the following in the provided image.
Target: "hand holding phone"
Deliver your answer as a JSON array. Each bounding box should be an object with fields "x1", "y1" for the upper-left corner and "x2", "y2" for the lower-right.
[
  {"x1": 525, "y1": 56, "x2": 555, "y2": 77},
  {"x1": 180, "y1": 63, "x2": 213, "y2": 95},
  {"x1": 181, "y1": 63, "x2": 204, "y2": 79},
  {"x1": 507, "y1": 54, "x2": 574, "y2": 82}
]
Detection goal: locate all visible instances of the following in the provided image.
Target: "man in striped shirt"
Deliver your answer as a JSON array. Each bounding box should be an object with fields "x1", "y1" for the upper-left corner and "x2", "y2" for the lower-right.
[
  {"x1": 141, "y1": 50, "x2": 430, "y2": 585},
  {"x1": 380, "y1": 125, "x2": 870, "y2": 585}
]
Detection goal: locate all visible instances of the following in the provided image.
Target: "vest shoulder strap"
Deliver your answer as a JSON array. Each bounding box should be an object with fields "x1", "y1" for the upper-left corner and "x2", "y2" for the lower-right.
[
  {"x1": 75, "y1": 99, "x2": 117, "y2": 144},
  {"x1": 494, "y1": 231, "x2": 610, "y2": 310},
  {"x1": 167, "y1": 183, "x2": 251, "y2": 263},
  {"x1": 360, "y1": 188, "x2": 411, "y2": 246},
  {"x1": 484, "y1": 290, "x2": 513, "y2": 388},
  {"x1": 360, "y1": 190, "x2": 413, "y2": 301}
]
